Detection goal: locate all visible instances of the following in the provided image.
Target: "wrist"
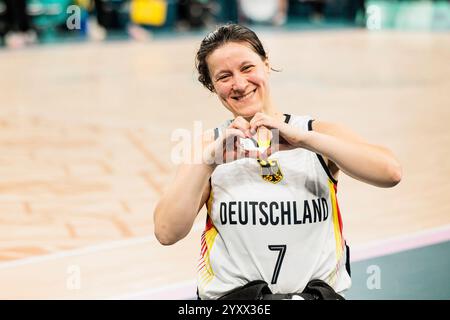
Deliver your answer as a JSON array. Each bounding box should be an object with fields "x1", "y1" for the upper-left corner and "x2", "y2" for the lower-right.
[
  {"x1": 293, "y1": 129, "x2": 311, "y2": 148},
  {"x1": 202, "y1": 146, "x2": 218, "y2": 170}
]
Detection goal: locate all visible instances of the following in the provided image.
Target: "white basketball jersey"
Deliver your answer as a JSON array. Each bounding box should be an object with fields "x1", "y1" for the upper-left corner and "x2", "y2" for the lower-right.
[{"x1": 197, "y1": 114, "x2": 351, "y2": 300}]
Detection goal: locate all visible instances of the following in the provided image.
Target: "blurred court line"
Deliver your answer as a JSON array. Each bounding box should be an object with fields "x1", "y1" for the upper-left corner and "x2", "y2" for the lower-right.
[
  {"x1": 119, "y1": 224, "x2": 450, "y2": 300},
  {"x1": 0, "y1": 221, "x2": 205, "y2": 271}
]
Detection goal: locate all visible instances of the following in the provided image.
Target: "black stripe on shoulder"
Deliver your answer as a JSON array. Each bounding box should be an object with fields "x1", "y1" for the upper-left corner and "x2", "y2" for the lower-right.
[
  {"x1": 283, "y1": 113, "x2": 291, "y2": 124},
  {"x1": 345, "y1": 242, "x2": 351, "y2": 277},
  {"x1": 214, "y1": 128, "x2": 219, "y2": 140},
  {"x1": 307, "y1": 119, "x2": 314, "y2": 131},
  {"x1": 214, "y1": 120, "x2": 233, "y2": 141},
  {"x1": 308, "y1": 119, "x2": 338, "y2": 185}
]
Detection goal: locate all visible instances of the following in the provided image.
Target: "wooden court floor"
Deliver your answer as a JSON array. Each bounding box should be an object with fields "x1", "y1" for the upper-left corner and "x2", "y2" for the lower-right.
[{"x1": 0, "y1": 29, "x2": 449, "y2": 299}]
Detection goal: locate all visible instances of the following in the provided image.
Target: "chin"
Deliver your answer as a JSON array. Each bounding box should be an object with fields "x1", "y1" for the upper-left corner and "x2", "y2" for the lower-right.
[{"x1": 235, "y1": 105, "x2": 262, "y2": 118}]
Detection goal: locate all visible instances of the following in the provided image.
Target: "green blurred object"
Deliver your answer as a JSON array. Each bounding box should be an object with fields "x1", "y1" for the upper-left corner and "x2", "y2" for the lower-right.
[
  {"x1": 346, "y1": 241, "x2": 450, "y2": 300},
  {"x1": 27, "y1": 0, "x2": 73, "y2": 42},
  {"x1": 430, "y1": 0, "x2": 450, "y2": 30},
  {"x1": 396, "y1": 0, "x2": 433, "y2": 30},
  {"x1": 366, "y1": 0, "x2": 450, "y2": 31},
  {"x1": 366, "y1": 0, "x2": 398, "y2": 30}
]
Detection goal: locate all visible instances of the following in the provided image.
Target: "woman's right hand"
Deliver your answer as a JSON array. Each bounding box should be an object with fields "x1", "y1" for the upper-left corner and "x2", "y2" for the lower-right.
[{"x1": 203, "y1": 116, "x2": 252, "y2": 166}]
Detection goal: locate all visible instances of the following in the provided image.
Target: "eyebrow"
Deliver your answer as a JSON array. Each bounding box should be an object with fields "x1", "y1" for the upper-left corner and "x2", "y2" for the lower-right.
[{"x1": 214, "y1": 61, "x2": 253, "y2": 79}]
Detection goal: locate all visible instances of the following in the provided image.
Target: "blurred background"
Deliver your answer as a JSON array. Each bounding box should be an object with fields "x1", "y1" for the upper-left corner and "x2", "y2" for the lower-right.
[
  {"x1": 1, "y1": 0, "x2": 449, "y2": 48},
  {"x1": 0, "y1": 0, "x2": 449, "y2": 300}
]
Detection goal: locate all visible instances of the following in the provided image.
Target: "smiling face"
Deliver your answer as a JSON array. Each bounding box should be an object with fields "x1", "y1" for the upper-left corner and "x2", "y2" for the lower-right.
[{"x1": 206, "y1": 41, "x2": 271, "y2": 119}]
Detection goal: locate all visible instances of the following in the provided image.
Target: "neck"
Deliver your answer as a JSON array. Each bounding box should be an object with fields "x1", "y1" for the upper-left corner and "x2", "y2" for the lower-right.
[{"x1": 243, "y1": 100, "x2": 284, "y2": 122}]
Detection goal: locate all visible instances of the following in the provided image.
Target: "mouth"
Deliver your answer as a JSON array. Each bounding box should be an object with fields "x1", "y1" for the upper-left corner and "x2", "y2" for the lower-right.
[{"x1": 231, "y1": 88, "x2": 257, "y2": 101}]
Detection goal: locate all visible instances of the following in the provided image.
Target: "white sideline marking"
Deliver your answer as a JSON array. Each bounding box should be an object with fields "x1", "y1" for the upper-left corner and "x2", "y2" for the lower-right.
[{"x1": 0, "y1": 222, "x2": 206, "y2": 270}]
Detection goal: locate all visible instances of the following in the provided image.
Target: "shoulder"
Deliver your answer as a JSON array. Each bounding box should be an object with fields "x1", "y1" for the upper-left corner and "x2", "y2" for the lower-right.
[
  {"x1": 310, "y1": 120, "x2": 367, "y2": 143},
  {"x1": 199, "y1": 118, "x2": 231, "y2": 145},
  {"x1": 287, "y1": 114, "x2": 314, "y2": 131},
  {"x1": 308, "y1": 120, "x2": 363, "y2": 181},
  {"x1": 208, "y1": 118, "x2": 235, "y2": 141}
]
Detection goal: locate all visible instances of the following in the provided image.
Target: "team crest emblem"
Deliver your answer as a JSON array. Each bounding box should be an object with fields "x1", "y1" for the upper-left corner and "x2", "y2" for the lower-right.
[{"x1": 257, "y1": 159, "x2": 283, "y2": 184}]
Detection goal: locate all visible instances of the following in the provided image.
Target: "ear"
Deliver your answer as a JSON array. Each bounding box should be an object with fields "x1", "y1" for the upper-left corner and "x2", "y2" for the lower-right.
[{"x1": 264, "y1": 58, "x2": 271, "y2": 73}]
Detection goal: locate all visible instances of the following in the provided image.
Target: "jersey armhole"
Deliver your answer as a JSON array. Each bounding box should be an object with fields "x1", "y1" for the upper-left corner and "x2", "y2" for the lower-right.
[{"x1": 307, "y1": 119, "x2": 338, "y2": 185}]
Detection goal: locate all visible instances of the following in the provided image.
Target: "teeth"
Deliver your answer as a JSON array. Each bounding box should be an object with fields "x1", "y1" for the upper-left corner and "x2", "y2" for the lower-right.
[{"x1": 234, "y1": 89, "x2": 255, "y2": 101}]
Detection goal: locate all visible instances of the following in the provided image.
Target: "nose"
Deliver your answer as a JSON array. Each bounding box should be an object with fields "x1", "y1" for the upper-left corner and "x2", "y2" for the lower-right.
[{"x1": 232, "y1": 74, "x2": 247, "y2": 92}]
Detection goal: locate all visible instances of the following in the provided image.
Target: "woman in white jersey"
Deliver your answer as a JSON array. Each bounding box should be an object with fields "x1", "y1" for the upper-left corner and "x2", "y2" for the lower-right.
[{"x1": 154, "y1": 24, "x2": 402, "y2": 300}]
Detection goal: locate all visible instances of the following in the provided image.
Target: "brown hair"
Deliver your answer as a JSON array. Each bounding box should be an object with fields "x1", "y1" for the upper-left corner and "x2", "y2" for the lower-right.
[{"x1": 195, "y1": 24, "x2": 269, "y2": 92}]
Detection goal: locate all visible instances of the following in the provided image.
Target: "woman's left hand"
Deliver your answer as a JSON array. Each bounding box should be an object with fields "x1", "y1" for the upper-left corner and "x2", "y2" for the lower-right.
[{"x1": 248, "y1": 112, "x2": 303, "y2": 157}]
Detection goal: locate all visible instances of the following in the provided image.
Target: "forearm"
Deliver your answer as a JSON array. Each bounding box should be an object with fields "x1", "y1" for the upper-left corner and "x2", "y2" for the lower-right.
[
  {"x1": 298, "y1": 131, "x2": 402, "y2": 188},
  {"x1": 154, "y1": 163, "x2": 214, "y2": 245}
]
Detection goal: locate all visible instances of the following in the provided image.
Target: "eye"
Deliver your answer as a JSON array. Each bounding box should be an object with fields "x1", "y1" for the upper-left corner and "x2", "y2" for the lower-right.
[
  {"x1": 242, "y1": 65, "x2": 254, "y2": 72},
  {"x1": 216, "y1": 74, "x2": 230, "y2": 81}
]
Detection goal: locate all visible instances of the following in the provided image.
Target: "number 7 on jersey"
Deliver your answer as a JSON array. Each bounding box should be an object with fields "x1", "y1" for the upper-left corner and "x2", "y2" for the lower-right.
[{"x1": 268, "y1": 245, "x2": 287, "y2": 284}]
